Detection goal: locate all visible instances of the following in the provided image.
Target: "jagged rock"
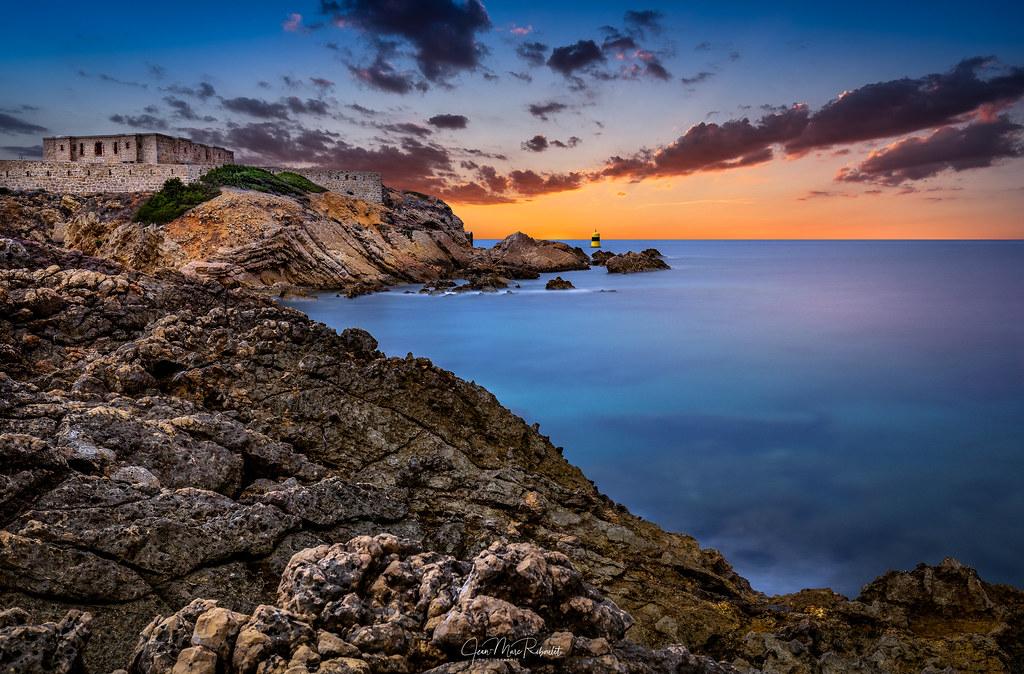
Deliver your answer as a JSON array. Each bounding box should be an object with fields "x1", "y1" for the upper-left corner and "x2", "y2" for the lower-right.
[
  {"x1": 452, "y1": 274, "x2": 509, "y2": 292},
  {"x1": 0, "y1": 608, "x2": 91, "y2": 674},
  {"x1": 590, "y1": 250, "x2": 615, "y2": 266},
  {"x1": 2, "y1": 238, "x2": 1023, "y2": 674},
  {"x1": 545, "y1": 276, "x2": 574, "y2": 290},
  {"x1": 129, "y1": 534, "x2": 743, "y2": 674},
  {"x1": 487, "y1": 232, "x2": 590, "y2": 273},
  {"x1": 604, "y1": 249, "x2": 670, "y2": 274}
]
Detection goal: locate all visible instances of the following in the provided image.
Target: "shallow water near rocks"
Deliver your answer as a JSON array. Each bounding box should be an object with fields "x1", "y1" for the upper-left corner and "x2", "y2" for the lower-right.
[{"x1": 284, "y1": 240, "x2": 1024, "y2": 597}]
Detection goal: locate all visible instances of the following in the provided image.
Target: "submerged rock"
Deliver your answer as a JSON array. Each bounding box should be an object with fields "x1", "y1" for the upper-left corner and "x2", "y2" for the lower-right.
[{"x1": 545, "y1": 276, "x2": 575, "y2": 290}]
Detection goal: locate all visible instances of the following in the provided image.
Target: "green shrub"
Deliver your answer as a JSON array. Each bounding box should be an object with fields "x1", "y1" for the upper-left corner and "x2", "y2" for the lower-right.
[
  {"x1": 134, "y1": 178, "x2": 220, "y2": 224},
  {"x1": 133, "y1": 166, "x2": 327, "y2": 224},
  {"x1": 275, "y1": 171, "x2": 327, "y2": 193},
  {"x1": 199, "y1": 165, "x2": 323, "y2": 197}
]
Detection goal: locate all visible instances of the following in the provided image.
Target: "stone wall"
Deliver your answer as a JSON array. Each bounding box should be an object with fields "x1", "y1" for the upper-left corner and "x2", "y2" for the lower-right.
[
  {"x1": 0, "y1": 161, "x2": 208, "y2": 194},
  {"x1": 42, "y1": 134, "x2": 232, "y2": 165},
  {"x1": 44, "y1": 135, "x2": 142, "y2": 163},
  {"x1": 269, "y1": 168, "x2": 383, "y2": 204}
]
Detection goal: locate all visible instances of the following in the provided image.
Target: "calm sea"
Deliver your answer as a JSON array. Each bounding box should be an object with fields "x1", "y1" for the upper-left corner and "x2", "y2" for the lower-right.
[{"x1": 284, "y1": 240, "x2": 1024, "y2": 597}]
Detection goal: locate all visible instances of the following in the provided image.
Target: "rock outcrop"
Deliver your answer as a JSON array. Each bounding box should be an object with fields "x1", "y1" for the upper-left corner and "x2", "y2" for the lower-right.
[
  {"x1": 1, "y1": 236, "x2": 1022, "y2": 673},
  {"x1": 604, "y1": 249, "x2": 670, "y2": 274},
  {"x1": 0, "y1": 190, "x2": 589, "y2": 297},
  {"x1": 485, "y1": 232, "x2": 590, "y2": 274},
  {"x1": 545, "y1": 276, "x2": 575, "y2": 290},
  {"x1": 0, "y1": 237, "x2": 750, "y2": 671},
  {"x1": 0, "y1": 608, "x2": 92, "y2": 674},
  {"x1": 128, "y1": 534, "x2": 741, "y2": 674}
]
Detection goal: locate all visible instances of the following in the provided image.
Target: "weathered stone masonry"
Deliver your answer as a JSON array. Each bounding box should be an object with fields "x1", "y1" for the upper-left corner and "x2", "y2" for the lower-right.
[
  {"x1": 1, "y1": 132, "x2": 385, "y2": 202},
  {"x1": 267, "y1": 168, "x2": 383, "y2": 204},
  {"x1": 0, "y1": 161, "x2": 209, "y2": 193},
  {"x1": 43, "y1": 133, "x2": 233, "y2": 165}
]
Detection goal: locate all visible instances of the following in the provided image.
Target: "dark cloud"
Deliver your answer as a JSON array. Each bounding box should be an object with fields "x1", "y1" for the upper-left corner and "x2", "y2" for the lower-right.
[
  {"x1": 221, "y1": 96, "x2": 291, "y2": 120},
  {"x1": 282, "y1": 75, "x2": 302, "y2": 89},
  {"x1": 786, "y1": 57, "x2": 1024, "y2": 153},
  {"x1": 600, "y1": 58, "x2": 1024, "y2": 182},
  {"x1": 602, "y1": 34, "x2": 638, "y2": 53},
  {"x1": 438, "y1": 180, "x2": 515, "y2": 204},
  {"x1": 164, "y1": 82, "x2": 216, "y2": 99},
  {"x1": 310, "y1": 77, "x2": 335, "y2": 92},
  {"x1": 109, "y1": 113, "x2": 169, "y2": 130},
  {"x1": 550, "y1": 136, "x2": 582, "y2": 148},
  {"x1": 347, "y1": 103, "x2": 379, "y2": 116},
  {"x1": 285, "y1": 97, "x2": 330, "y2": 116},
  {"x1": 164, "y1": 96, "x2": 215, "y2": 122},
  {"x1": 508, "y1": 71, "x2": 532, "y2": 82},
  {"x1": 527, "y1": 101, "x2": 568, "y2": 121},
  {"x1": 508, "y1": 169, "x2": 584, "y2": 195},
  {"x1": 147, "y1": 63, "x2": 167, "y2": 80},
  {"x1": 0, "y1": 113, "x2": 47, "y2": 135},
  {"x1": 323, "y1": 0, "x2": 491, "y2": 83},
  {"x1": 516, "y1": 41, "x2": 548, "y2": 67},
  {"x1": 378, "y1": 122, "x2": 433, "y2": 137},
  {"x1": 547, "y1": 40, "x2": 605, "y2": 77},
  {"x1": 521, "y1": 135, "x2": 548, "y2": 152},
  {"x1": 428, "y1": 113, "x2": 469, "y2": 129},
  {"x1": 694, "y1": 41, "x2": 712, "y2": 51},
  {"x1": 837, "y1": 116, "x2": 1023, "y2": 185},
  {"x1": 1, "y1": 145, "x2": 42, "y2": 158},
  {"x1": 624, "y1": 9, "x2": 663, "y2": 35},
  {"x1": 348, "y1": 54, "x2": 422, "y2": 94},
  {"x1": 640, "y1": 55, "x2": 671, "y2": 81},
  {"x1": 0, "y1": 104, "x2": 39, "y2": 114},
  {"x1": 602, "y1": 106, "x2": 810, "y2": 178},
  {"x1": 681, "y1": 71, "x2": 715, "y2": 86}
]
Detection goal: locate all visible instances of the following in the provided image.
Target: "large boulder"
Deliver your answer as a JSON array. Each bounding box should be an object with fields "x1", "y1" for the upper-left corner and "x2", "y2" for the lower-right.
[{"x1": 486, "y1": 232, "x2": 590, "y2": 273}]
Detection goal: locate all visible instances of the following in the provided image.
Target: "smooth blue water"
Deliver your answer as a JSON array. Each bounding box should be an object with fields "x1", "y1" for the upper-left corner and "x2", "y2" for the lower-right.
[{"x1": 284, "y1": 240, "x2": 1024, "y2": 597}]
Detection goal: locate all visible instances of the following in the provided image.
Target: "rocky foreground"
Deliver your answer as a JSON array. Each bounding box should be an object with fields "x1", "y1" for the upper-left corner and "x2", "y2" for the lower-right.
[
  {"x1": 1, "y1": 235, "x2": 1022, "y2": 673},
  {"x1": 0, "y1": 189, "x2": 589, "y2": 297}
]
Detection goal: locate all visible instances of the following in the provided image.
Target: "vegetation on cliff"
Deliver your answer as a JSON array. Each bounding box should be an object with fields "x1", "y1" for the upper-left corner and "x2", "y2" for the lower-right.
[
  {"x1": 134, "y1": 167, "x2": 328, "y2": 225},
  {"x1": 133, "y1": 178, "x2": 220, "y2": 225}
]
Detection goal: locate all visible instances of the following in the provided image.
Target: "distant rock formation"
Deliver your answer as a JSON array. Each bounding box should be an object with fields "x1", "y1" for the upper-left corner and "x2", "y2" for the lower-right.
[
  {"x1": 0, "y1": 191, "x2": 592, "y2": 297},
  {"x1": 485, "y1": 232, "x2": 590, "y2": 274},
  {"x1": 604, "y1": 249, "x2": 670, "y2": 274},
  {"x1": 545, "y1": 276, "x2": 575, "y2": 290}
]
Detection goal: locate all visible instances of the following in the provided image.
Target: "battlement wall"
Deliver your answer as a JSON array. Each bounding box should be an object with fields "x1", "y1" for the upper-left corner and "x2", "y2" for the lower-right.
[
  {"x1": 268, "y1": 168, "x2": 383, "y2": 204},
  {"x1": 0, "y1": 161, "x2": 209, "y2": 194}
]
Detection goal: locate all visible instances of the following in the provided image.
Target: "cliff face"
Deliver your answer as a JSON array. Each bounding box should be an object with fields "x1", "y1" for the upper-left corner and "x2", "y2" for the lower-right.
[
  {"x1": 1, "y1": 237, "x2": 1022, "y2": 673},
  {"x1": 0, "y1": 188, "x2": 587, "y2": 296}
]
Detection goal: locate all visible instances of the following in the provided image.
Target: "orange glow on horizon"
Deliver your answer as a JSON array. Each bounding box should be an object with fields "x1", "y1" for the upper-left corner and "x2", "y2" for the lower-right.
[{"x1": 447, "y1": 166, "x2": 1024, "y2": 241}]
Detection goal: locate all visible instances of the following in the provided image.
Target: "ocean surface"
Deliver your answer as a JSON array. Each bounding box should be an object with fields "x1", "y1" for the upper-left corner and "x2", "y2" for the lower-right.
[{"x1": 284, "y1": 240, "x2": 1024, "y2": 597}]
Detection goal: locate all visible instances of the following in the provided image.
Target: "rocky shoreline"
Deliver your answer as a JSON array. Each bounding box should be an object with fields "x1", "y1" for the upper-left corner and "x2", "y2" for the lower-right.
[{"x1": 1, "y1": 187, "x2": 1022, "y2": 672}]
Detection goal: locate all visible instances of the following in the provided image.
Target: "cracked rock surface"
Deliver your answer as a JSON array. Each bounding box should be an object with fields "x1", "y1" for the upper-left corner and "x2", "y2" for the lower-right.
[{"x1": 1, "y1": 234, "x2": 1023, "y2": 673}]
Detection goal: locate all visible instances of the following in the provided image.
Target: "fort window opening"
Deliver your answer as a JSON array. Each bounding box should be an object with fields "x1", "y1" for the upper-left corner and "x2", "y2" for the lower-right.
[
  {"x1": 78, "y1": 143, "x2": 84, "y2": 155},
  {"x1": 113, "y1": 142, "x2": 119, "y2": 155},
  {"x1": 94, "y1": 142, "x2": 103, "y2": 156},
  {"x1": 59, "y1": 144, "x2": 64, "y2": 151},
  {"x1": 125, "y1": 142, "x2": 130, "y2": 149}
]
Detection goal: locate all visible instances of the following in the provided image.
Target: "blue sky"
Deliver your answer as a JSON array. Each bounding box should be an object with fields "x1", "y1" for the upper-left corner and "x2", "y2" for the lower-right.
[{"x1": 2, "y1": 1, "x2": 1023, "y2": 237}]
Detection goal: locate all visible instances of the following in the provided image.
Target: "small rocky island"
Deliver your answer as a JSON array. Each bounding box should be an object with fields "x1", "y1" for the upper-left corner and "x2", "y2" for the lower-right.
[
  {"x1": 595, "y1": 248, "x2": 671, "y2": 274},
  {"x1": 1, "y1": 179, "x2": 1022, "y2": 673}
]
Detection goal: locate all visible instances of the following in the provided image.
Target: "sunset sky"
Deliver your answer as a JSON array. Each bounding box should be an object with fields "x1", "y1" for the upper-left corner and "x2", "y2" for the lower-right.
[{"x1": 1, "y1": 1, "x2": 1022, "y2": 238}]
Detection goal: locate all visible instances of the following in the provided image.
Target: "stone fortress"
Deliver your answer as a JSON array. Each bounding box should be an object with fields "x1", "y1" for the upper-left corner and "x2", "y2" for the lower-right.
[{"x1": 0, "y1": 132, "x2": 383, "y2": 203}]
